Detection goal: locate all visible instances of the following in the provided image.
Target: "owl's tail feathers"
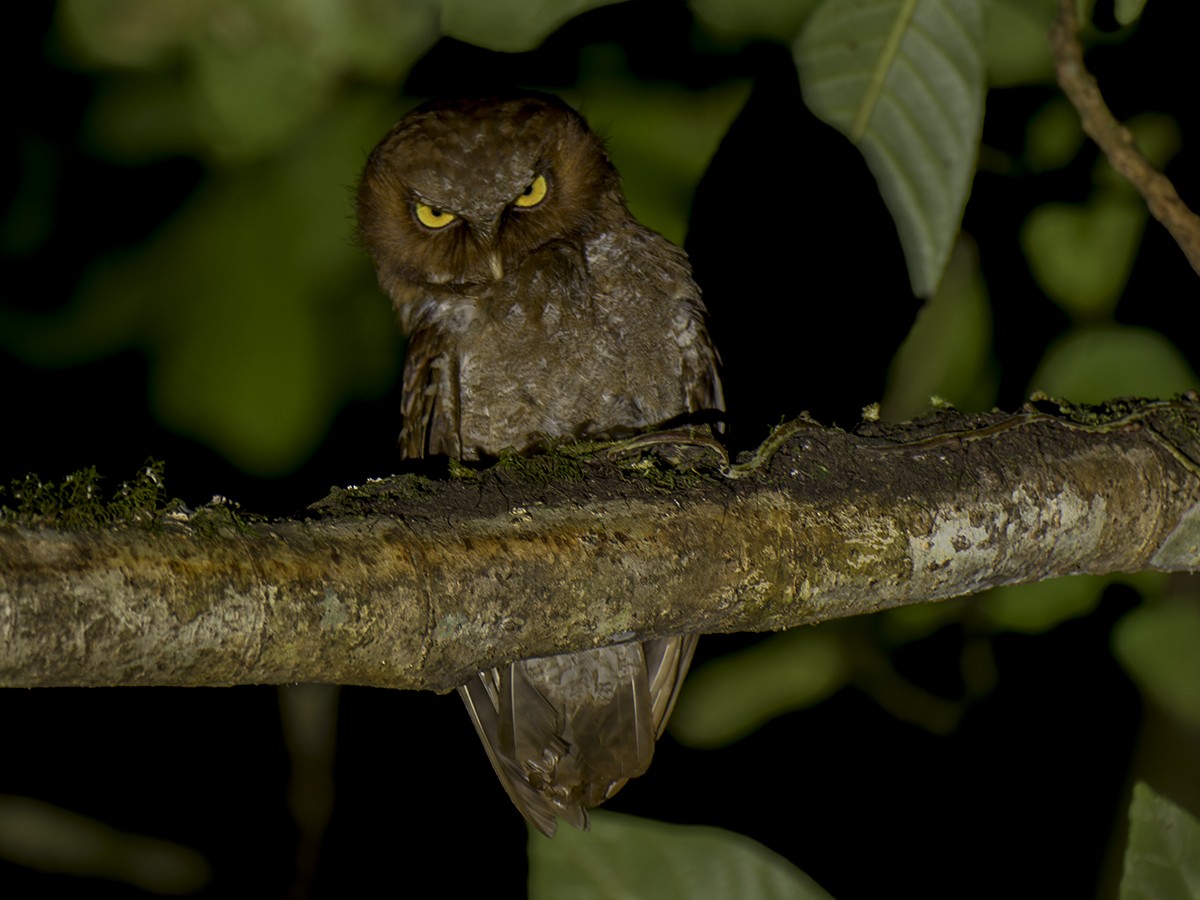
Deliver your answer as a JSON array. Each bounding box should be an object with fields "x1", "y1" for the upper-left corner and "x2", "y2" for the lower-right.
[
  {"x1": 458, "y1": 675, "x2": 563, "y2": 837},
  {"x1": 457, "y1": 635, "x2": 699, "y2": 838},
  {"x1": 645, "y1": 633, "x2": 699, "y2": 738}
]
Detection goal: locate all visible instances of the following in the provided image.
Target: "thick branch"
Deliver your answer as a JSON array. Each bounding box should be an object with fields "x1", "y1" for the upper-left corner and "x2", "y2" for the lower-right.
[
  {"x1": 3, "y1": 401, "x2": 1200, "y2": 691},
  {"x1": 1051, "y1": 0, "x2": 1200, "y2": 276}
]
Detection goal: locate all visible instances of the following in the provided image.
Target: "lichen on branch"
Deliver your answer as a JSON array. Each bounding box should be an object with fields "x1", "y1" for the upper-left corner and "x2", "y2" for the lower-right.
[{"x1": 3, "y1": 398, "x2": 1200, "y2": 691}]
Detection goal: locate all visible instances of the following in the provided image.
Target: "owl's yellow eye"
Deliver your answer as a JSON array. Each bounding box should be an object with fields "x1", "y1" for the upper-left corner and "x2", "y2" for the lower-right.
[
  {"x1": 513, "y1": 174, "x2": 548, "y2": 208},
  {"x1": 414, "y1": 203, "x2": 456, "y2": 229}
]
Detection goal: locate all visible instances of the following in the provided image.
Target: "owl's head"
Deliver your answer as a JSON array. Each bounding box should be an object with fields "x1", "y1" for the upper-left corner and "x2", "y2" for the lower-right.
[{"x1": 357, "y1": 93, "x2": 621, "y2": 308}]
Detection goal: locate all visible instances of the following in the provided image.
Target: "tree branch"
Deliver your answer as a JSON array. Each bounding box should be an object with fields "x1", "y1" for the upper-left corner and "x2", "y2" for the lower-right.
[
  {"x1": 4, "y1": 400, "x2": 1200, "y2": 692},
  {"x1": 1051, "y1": 0, "x2": 1200, "y2": 277}
]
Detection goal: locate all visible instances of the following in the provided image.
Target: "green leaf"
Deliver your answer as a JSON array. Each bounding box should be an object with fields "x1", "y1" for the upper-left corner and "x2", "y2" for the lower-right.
[
  {"x1": 1113, "y1": 602, "x2": 1200, "y2": 730},
  {"x1": 1024, "y1": 98, "x2": 1086, "y2": 173},
  {"x1": 1119, "y1": 782, "x2": 1200, "y2": 900},
  {"x1": 977, "y1": 575, "x2": 1107, "y2": 634},
  {"x1": 983, "y1": 0, "x2": 1056, "y2": 87},
  {"x1": 670, "y1": 627, "x2": 847, "y2": 748},
  {"x1": 689, "y1": 0, "x2": 822, "y2": 42},
  {"x1": 439, "y1": 0, "x2": 623, "y2": 53},
  {"x1": 1114, "y1": 0, "x2": 1149, "y2": 26},
  {"x1": 883, "y1": 236, "x2": 997, "y2": 420},
  {"x1": 794, "y1": 0, "x2": 986, "y2": 297},
  {"x1": 1022, "y1": 196, "x2": 1145, "y2": 319},
  {"x1": 1030, "y1": 326, "x2": 1198, "y2": 404},
  {"x1": 529, "y1": 811, "x2": 835, "y2": 899}
]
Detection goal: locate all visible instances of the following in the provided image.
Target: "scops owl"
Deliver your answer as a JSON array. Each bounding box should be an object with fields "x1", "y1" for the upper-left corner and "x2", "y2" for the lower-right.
[{"x1": 356, "y1": 93, "x2": 724, "y2": 836}]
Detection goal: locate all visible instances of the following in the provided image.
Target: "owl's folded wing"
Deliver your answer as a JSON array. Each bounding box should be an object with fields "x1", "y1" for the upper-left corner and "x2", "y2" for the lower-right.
[
  {"x1": 457, "y1": 636, "x2": 695, "y2": 837},
  {"x1": 398, "y1": 314, "x2": 460, "y2": 460}
]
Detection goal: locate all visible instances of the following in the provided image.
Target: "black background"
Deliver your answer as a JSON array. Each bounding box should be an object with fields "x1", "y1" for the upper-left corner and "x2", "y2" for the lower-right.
[{"x1": 3, "y1": 1, "x2": 1196, "y2": 896}]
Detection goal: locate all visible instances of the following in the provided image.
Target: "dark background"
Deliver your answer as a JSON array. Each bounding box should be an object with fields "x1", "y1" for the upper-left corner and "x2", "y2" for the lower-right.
[{"x1": 2, "y1": 1, "x2": 1197, "y2": 897}]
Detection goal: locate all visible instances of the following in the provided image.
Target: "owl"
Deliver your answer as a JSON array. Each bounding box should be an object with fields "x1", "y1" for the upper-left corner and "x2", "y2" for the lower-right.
[{"x1": 357, "y1": 93, "x2": 724, "y2": 836}]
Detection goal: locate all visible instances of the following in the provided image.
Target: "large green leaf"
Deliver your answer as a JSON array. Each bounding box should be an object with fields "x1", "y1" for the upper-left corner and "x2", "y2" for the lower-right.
[
  {"x1": 794, "y1": 0, "x2": 985, "y2": 297},
  {"x1": 1119, "y1": 782, "x2": 1200, "y2": 900},
  {"x1": 529, "y1": 811, "x2": 835, "y2": 899}
]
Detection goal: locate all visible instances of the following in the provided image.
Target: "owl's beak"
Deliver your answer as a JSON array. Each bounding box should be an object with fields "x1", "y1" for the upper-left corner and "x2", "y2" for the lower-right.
[{"x1": 474, "y1": 216, "x2": 504, "y2": 281}]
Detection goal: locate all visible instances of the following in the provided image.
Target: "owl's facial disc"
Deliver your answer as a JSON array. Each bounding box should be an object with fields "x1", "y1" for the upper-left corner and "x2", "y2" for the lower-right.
[{"x1": 407, "y1": 171, "x2": 551, "y2": 282}]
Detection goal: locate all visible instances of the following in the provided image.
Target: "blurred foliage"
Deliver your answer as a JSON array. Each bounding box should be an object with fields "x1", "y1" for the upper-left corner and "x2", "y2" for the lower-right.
[
  {"x1": 0, "y1": 795, "x2": 211, "y2": 893},
  {"x1": 1024, "y1": 97, "x2": 1086, "y2": 173},
  {"x1": 1022, "y1": 112, "x2": 1181, "y2": 321},
  {"x1": 4, "y1": 92, "x2": 403, "y2": 475},
  {"x1": 978, "y1": 574, "x2": 1112, "y2": 634},
  {"x1": 1114, "y1": 597, "x2": 1200, "y2": 731},
  {"x1": 1119, "y1": 782, "x2": 1200, "y2": 900},
  {"x1": 690, "y1": 0, "x2": 822, "y2": 42},
  {"x1": 439, "y1": 0, "x2": 625, "y2": 52},
  {"x1": 57, "y1": 0, "x2": 439, "y2": 163},
  {"x1": 1031, "y1": 326, "x2": 1198, "y2": 402},
  {"x1": 561, "y1": 45, "x2": 751, "y2": 245},
  {"x1": 672, "y1": 625, "x2": 848, "y2": 748},
  {"x1": 984, "y1": 0, "x2": 1057, "y2": 85},
  {"x1": 882, "y1": 236, "x2": 998, "y2": 420},
  {"x1": 529, "y1": 810, "x2": 835, "y2": 899},
  {"x1": 1113, "y1": 0, "x2": 1149, "y2": 28}
]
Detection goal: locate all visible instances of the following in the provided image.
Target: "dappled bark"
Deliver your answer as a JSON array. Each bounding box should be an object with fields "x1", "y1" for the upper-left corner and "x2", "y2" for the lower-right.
[{"x1": 2, "y1": 399, "x2": 1199, "y2": 692}]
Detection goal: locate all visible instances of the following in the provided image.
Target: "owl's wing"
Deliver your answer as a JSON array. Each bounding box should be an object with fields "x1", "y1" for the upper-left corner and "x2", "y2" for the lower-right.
[
  {"x1": 458, "y1": 637, "x2": 694, "y2": 837},
  {"x1": 398, "y1": 317, "x2": 460, "y2": 460},
  {"x1": 643, "y1": 633, "x2": 700, "y2": 738},
  {"x1": 679, "y1": 299, "x2": 726, "y2": 421},
  {"x1": 457, "y1": 672, "x2": 563, "y2": 837}
]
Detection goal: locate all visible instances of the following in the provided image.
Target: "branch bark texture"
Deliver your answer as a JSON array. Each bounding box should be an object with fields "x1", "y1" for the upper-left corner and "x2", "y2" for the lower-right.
[{"x1": 3, "y1": 401, "x2": 1200, "y2": 691}]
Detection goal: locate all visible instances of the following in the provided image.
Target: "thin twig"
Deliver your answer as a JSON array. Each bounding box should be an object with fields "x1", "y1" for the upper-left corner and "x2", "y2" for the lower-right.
[{"x1": 1050, "y1": 0, "x2": 1200, "y2": 278}]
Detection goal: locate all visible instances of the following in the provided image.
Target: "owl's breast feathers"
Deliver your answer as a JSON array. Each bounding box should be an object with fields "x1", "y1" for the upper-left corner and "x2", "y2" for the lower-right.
[{"x1": 398, "y1": 221, "x2": 722, "y2": 461}]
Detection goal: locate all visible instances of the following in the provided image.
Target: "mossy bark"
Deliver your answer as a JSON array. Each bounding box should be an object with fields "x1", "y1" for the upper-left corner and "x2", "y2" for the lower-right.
[{"x1": 2, "y1": 400, "x2": 1199, "y2": 691}]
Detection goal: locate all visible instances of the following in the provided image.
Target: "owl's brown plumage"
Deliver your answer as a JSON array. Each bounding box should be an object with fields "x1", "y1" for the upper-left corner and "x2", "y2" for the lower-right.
[{"x1": 357, "y1": 93, "x2": 723, "y2": 836}]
